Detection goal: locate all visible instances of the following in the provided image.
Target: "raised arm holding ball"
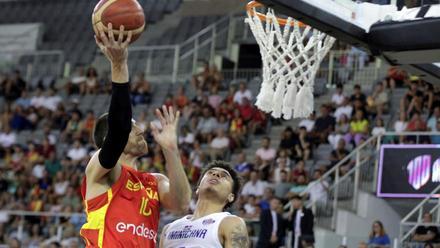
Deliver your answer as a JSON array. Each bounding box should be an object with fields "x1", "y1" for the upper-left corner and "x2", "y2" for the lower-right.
[{"x1": 79, "y1": 23, "x2": 191, "y2": 248}]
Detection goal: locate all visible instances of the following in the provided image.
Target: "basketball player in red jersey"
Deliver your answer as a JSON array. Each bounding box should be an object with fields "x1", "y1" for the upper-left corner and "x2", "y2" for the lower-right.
[{"x1": 79, "y1": 23, "x2": 191, "y2": 248}]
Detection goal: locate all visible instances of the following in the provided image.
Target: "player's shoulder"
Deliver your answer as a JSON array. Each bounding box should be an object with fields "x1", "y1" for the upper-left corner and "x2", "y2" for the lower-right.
[
  {"x1": 150, "y1": 173, "x2": 169, "y2": 184},
  {"x1": 219, "y1": 214, "x2": 246, "y2": 229},
  {"x1": 162, "y1": 222, "x2": 171, "y2": 232},
  {"x1": 166, "y1": 215, "x2": 191, "y2": 228}
]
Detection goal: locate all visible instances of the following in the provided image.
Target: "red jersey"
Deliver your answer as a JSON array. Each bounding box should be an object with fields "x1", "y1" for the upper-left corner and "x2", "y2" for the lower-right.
[{"x1": 80, "y1": 165, "x2": 160, "y2": 247}]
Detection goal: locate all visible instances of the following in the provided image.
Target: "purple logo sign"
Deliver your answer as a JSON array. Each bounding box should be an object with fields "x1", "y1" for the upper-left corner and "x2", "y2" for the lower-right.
[
  {"x1": 377, "y1": 145, "x2": 440, "y2": 198},
  {"x1": 433, "y1": 159, "x2": 440, "y2": 183},
  {"x1": 407, "y1": 155, "x2": 431, "y2": 190}
]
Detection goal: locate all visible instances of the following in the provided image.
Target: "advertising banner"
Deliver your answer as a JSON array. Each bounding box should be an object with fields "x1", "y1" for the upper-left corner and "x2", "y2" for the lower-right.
[
  {"x1": 377, "y1": 145, "x2": 440, "y2": 198},
  {"x1": 0, "y1": 23, "x2": 42, "y2": 52}
]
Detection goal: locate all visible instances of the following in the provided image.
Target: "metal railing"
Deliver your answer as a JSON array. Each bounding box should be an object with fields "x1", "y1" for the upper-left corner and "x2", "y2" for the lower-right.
[
  {"x1": 327, "y1": 50, "x2": 388, "y2": 86},
  {"x1": 120, "y1": 14, "x2": 232, "y2": 83},
  {"x1": 0, "y1": 13, "x2": 390, "y2": 88},
  {"x1": 112, "y1": 13, "x2": 391, "y2": 85},
  {"x1": 301, "y1": 132, "x2": 440, "y2": 231},
  {"x1": 0, "y1": 50, "x2": 64, "y2": 81},
  {"x1": 399, "y1": 185, "x2": 440, "y2": 247},
  {"x1": 301, "y1": 134, "x2": 380, "y2": 230}
]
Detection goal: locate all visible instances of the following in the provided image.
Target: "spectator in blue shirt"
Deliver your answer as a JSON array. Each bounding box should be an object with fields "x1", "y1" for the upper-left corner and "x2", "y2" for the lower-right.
[{"x1": 368, "y1": 220, "x2": 391, "y2": 248}]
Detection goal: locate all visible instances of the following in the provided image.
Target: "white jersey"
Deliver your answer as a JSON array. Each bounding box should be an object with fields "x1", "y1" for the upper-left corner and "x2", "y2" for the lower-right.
[{"x1": 162, "y1": 212, "x2": 231, "y2": 248}]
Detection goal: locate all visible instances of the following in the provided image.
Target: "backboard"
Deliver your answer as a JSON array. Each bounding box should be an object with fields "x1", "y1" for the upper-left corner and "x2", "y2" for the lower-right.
[{"x1": 256, "y1": 0, "x2": 440, "y2": 83}]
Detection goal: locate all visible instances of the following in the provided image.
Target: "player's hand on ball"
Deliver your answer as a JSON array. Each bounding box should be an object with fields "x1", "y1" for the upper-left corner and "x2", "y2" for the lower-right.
[
  {"x1": 150, "y1": 106, "x2": 180, "y2": 151},
  {"x1": 94, "y1": 23, "x2": 132, "y2": 66}
]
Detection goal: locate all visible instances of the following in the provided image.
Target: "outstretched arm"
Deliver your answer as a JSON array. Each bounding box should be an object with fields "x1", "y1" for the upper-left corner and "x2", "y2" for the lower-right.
[
  {"x1": 85, "y1": 24, "x2": 133, "y2": 198},
  {"x1": 151, "y1": 106, "x2": 191, "y2": 213},
  {"x1": 221, "y1": 216, "x2": 250, "y2": 248}
]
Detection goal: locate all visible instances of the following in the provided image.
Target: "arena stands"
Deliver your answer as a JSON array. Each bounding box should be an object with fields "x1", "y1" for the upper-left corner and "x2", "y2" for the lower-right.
[
  {"x1": 1, "y1": 1, "x2": 440, "y2": 247},
  {"x1": 0, "y1": 0, "x2": 183, "y2": 73},
  {"x1": 2, "y1": 47, "x2": 439, "y2": 246}
]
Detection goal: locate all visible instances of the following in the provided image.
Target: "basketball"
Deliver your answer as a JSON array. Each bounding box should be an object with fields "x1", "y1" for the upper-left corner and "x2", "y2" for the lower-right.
[{"x1": 92, "y1": 0, "x2": 145, "y2": 43}]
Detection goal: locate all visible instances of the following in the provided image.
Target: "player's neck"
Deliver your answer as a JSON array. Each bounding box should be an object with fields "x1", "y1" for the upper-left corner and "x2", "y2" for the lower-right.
[
  {"x1": 118, "y1": 153, "x2": 138, "y2": 170},
  {"x1": 192, "y1": 198, "x2": 224, "y2": 220}
]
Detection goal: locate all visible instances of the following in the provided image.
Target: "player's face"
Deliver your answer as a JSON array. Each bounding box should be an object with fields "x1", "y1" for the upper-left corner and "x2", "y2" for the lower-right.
[
  {"x1": 124, "y1": 121, "x2": 148, "y2": 156},
  {"x1": 198, "y1": 167, "x2": 234, "y2": 204}
]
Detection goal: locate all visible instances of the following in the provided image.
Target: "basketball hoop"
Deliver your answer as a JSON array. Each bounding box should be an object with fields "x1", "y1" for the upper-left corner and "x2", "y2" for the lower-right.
[{"x1": 245, "y1": 1, "x2": 336, "y2": 119}]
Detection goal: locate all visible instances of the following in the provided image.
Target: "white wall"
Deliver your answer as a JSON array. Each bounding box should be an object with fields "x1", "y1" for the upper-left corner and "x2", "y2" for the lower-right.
[
  {"x1": 315, "y1": 227, "x2": 344, "y2": 248},
  {"x1": 334, "y1": 191, "x2": 401, "y2": 247},
  {"x1": 357, "y1": 191, "x2": 401, "y2": 239}
]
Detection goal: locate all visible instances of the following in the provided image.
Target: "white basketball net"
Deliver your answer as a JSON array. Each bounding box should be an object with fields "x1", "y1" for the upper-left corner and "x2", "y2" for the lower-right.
[{"x1": 245, "y1": 6, "x2": 336, "y2": 119}]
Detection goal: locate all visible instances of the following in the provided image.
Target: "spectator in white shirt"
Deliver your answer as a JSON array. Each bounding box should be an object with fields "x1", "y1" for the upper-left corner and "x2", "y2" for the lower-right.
[
  {"x1": 371, "y1": 118, "x2": 386, "y2": 136},
  {"x1": 273, "y1": 157, "x2": 291, "y2": 183},
  {"x1": 256, "y1": 137, "x2": 277, "y2": 164},
  {"x1": 334, "y1": 98, "x2": 353, "y2": 122},
  {"x1": 209, "y1": 128, "x2": 230, "y2": 159},
  {"x1": 196, "y1": 106, "x2": 219, "y2": 141},
  {"x1": 42, "y1": 88, "x2": 62, "y2": 111},
  {"x1": 305, "y1": 170, "x2": 329, "y2": 204},
  {"x1": 0, "y1": 126, "x2": 16, "y2": 148},
  {"x1": 178, "y1": 125, "x2": 195, "y2": 147},
  {"x1": 189, "y1": 141, "x2": 206, "y2": 169},
  {"x1": 67, "y1": 140, "x2": 87, "y2": 163},
  {"x1": 242, "y1": 170, "x2": 268, "y2": 197},
  {"x1": 243, "y1": 194, "x2": 261, "y2": 219},
  {"x1": 30, "y1": 87, "x2": 45, "y2": 109},
  {"x1": 233, "y1": 82, "x2": 253, "y2": 105},
  {"x1": 331, "y1": 84, "x2": 346, "y2": 107},
  {"x1": 54, "y1": 171, "x2": 69, "y2": 196},
  {"x1": 298, "y1": 112, "x2": 316, "y2": 132},
  {"x1": 394, "y1": 112, "x2": 407, "y2": 133}
]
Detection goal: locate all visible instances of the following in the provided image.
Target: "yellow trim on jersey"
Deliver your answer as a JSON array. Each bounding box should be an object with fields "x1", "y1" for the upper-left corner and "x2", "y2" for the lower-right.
[{"x1": 81, "y1": 190, "x2": 113, "y2": 248}]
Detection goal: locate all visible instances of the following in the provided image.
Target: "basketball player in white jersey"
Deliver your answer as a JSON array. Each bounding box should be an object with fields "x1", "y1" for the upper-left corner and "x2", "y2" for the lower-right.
[{"x1": 160, "y1": 160, "x2": 249, "y2": 248}]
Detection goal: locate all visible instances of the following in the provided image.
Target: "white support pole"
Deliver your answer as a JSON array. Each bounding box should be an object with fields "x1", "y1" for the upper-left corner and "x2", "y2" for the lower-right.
[
  {"x1": 193, "y1": 38, "x2": 199, "y2": 74},
  {"x1": 353, "y1": 149, "x2": 361, "y2": 210},
  {"x1": 210, "y1": 26, "x2": 217, "y2": 64},
  {"x1": 57, "y1": 226, "x2": 63, "y2": 242},
  {"x1": 227, "y1": 16, "x2": 236, "y2": 57},
  {"x1": 437, "y1": 196, "x2": 440, "y2": 223},
  {"x1": 327, "y1": 51, "x2": 334, "y2": 87},
  {"x1": 172, "y1": 46, "x2": 180, "y2": 83},
  {"x1": 332, "y1": 169, "x2": 340, "y2": 230},
  {"x1": 17, "y1": 219, "x2": 24, "y2": 241},
  {"x1": 373, "y1": 135, "x2": 381, "y2": 193},
  {"x1": 146, "y1": 50, "x2": 153, "y2": 76},
  {"x1": 26, "y1": 62, "x2": 33, "y2": 83},
  {"x1": 393, "y1": 238, "x2": 399, "y2": 248},
  {"x1": 64, "y1": 61, "x2": 70, "y2": 79}
]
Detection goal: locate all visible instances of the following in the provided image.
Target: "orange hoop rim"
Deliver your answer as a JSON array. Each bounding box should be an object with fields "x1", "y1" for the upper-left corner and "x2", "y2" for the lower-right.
[{"x1": 246, "y1": 1, "x2": 306, "y2": 27}]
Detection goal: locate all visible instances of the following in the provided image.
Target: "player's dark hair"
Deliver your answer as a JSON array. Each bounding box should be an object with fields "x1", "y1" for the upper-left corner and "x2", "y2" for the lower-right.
[
  {"x1": 93, "y1": 113, "x2": 109, "y2": 149},
  {"x1": 198, "y1": 160, "x2": 242, "y2": 210},
  {"x1": 291, "y1": 195, "x2": 303, "y2": 201}
]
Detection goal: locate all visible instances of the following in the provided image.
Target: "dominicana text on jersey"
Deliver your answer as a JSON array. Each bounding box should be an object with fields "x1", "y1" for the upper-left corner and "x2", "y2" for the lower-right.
[
  {"x1": 162, "y1": 212, "x2": 231, "y2": 248},
  {"x1": 166, "y1": 225, "x2": 208, "y2": 240}
]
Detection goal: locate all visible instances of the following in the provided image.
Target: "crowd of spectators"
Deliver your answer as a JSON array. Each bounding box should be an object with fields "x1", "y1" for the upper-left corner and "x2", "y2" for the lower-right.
[
  {"x1": 1, "y1": 62, "x2": 440, "y2": 247},
  {"x1": 0, "y1": 65, "x2": 270, "y2": 247}
]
